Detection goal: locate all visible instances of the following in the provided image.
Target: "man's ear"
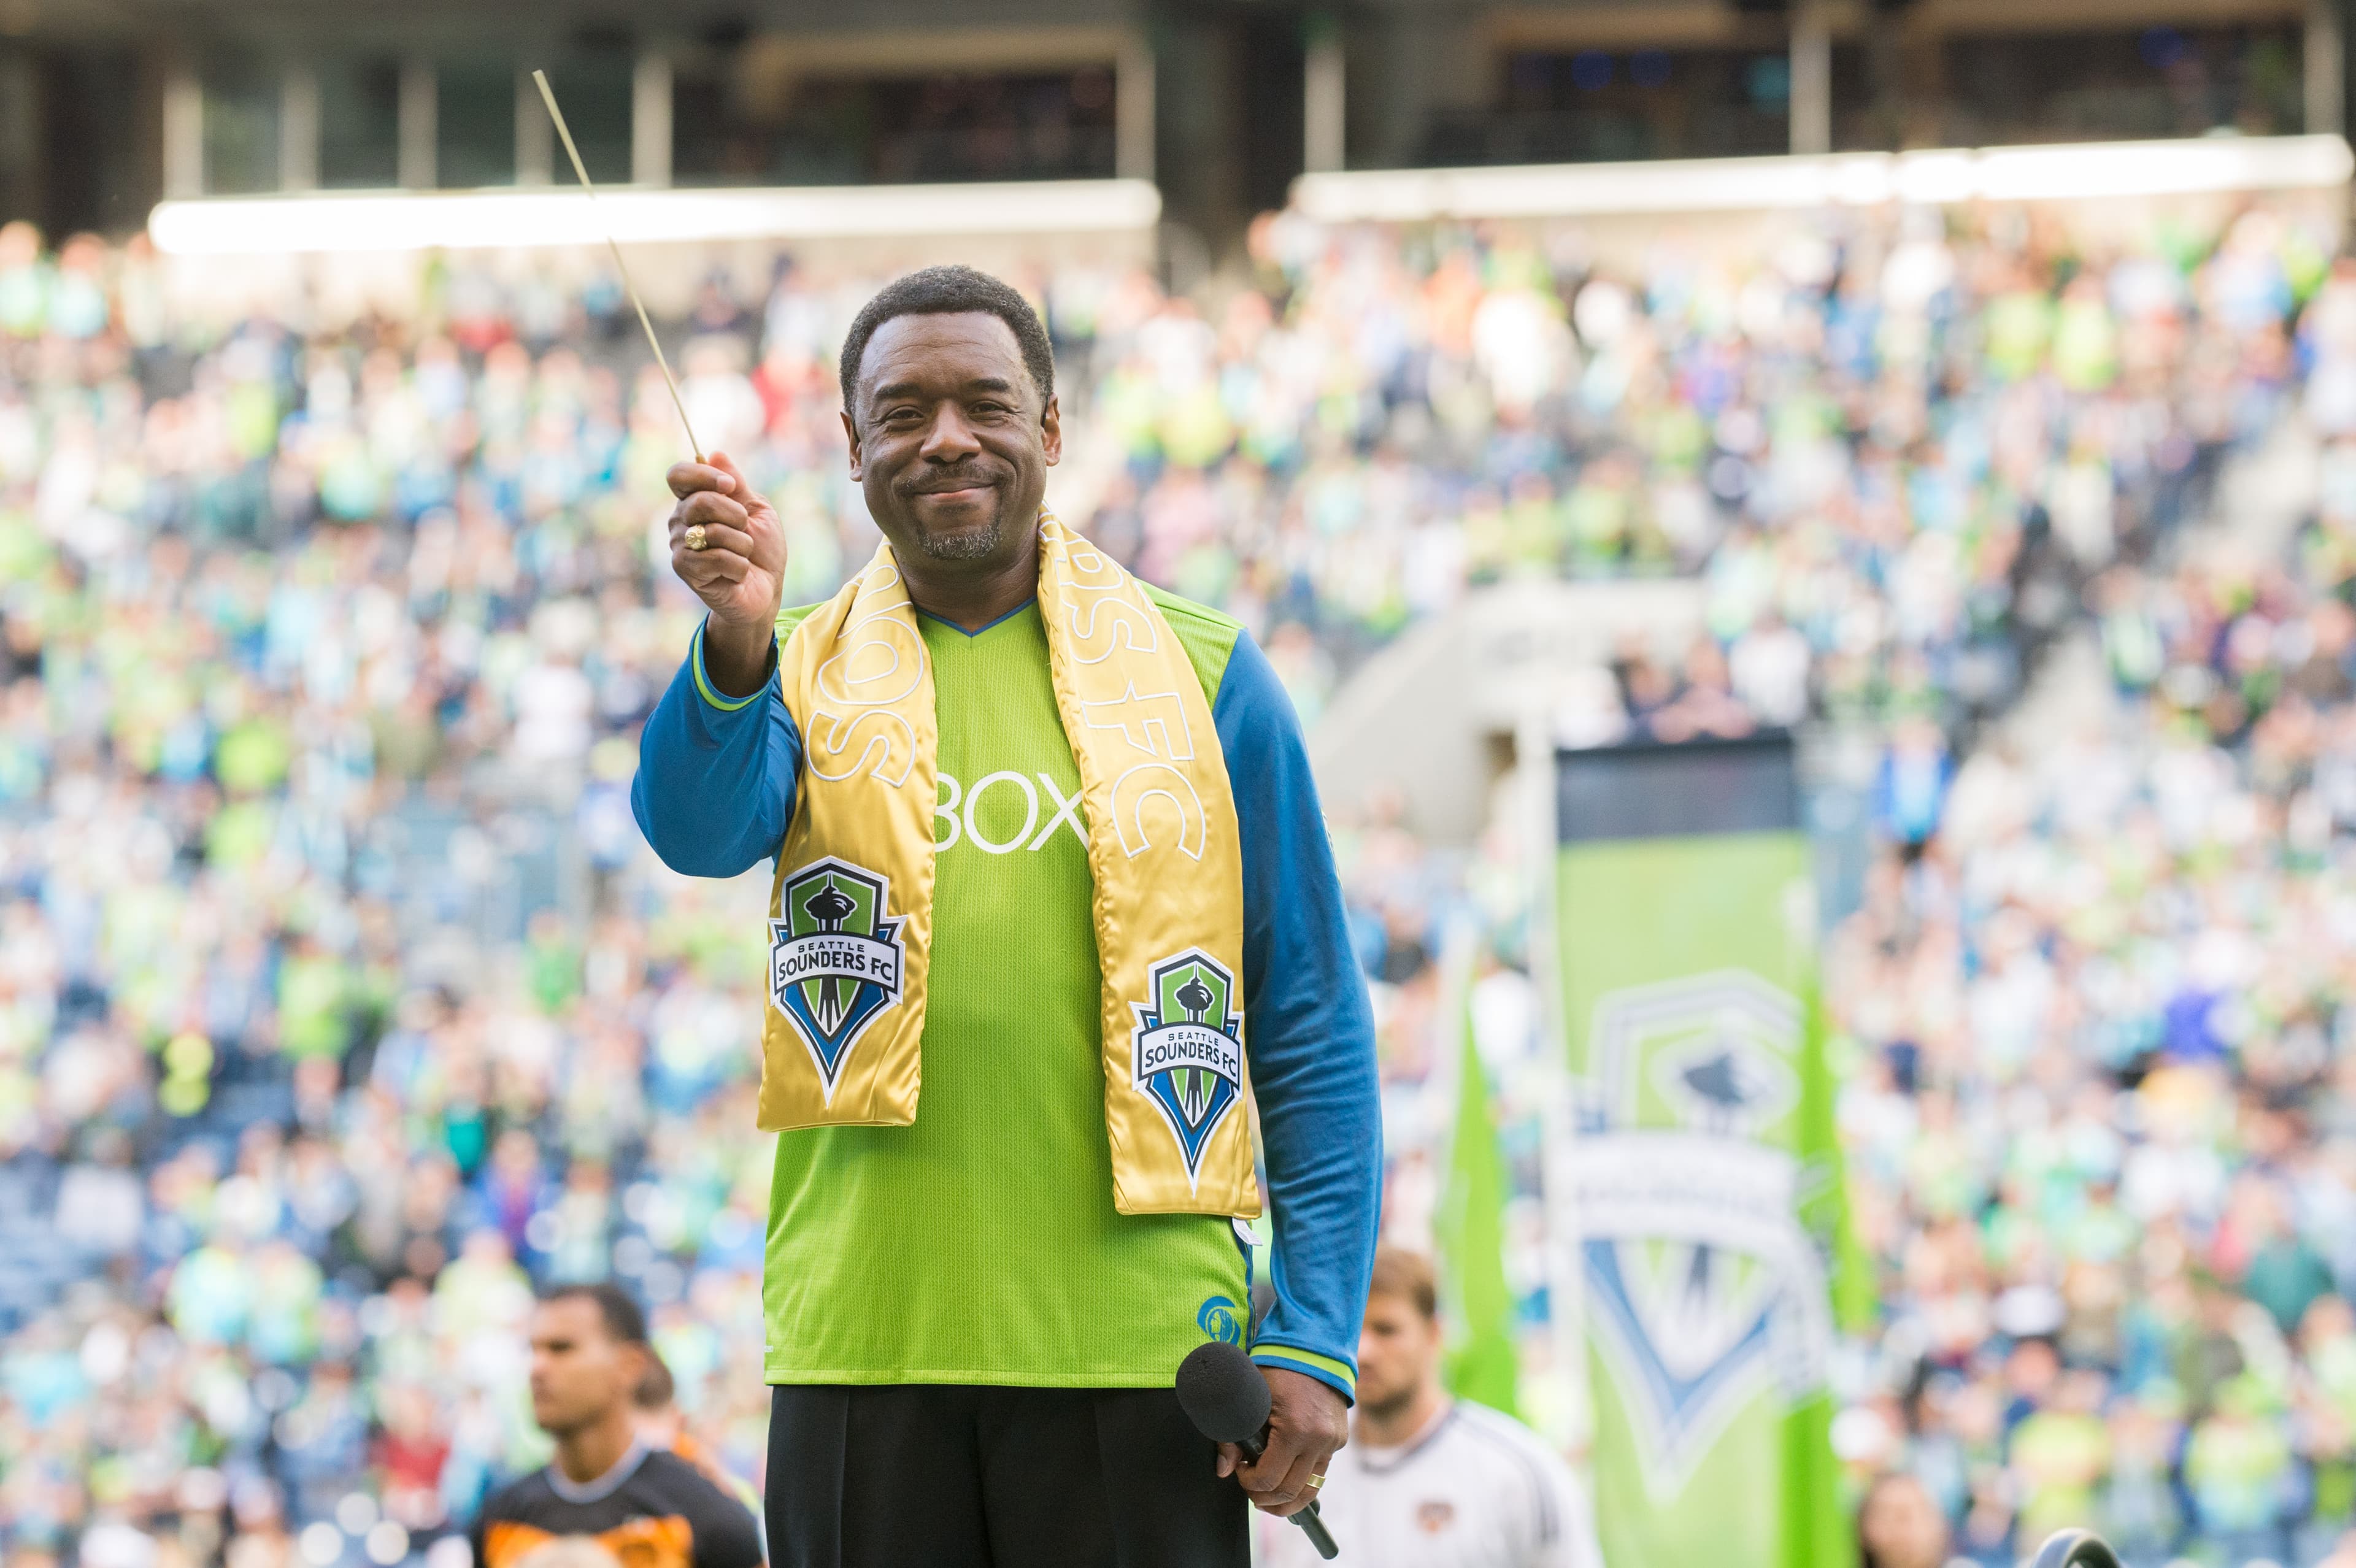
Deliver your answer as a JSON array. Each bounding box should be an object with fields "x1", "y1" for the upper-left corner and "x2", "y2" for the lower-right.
[
  {"x1": 1041, "y1": 394, "x2": 1063, "y2": 467},
  {"x1": 842, "y1": 409, "x2": 864, "y2": 480}
]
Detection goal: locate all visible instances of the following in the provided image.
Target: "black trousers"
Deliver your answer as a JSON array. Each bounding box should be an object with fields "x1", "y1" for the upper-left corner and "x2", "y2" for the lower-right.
[{"x1": 764, "y1": 1384, "x2": 1249, "y2": 1568}]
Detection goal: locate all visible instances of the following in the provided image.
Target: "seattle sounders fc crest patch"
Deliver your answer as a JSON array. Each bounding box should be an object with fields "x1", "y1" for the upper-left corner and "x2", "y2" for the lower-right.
[
  {"x1": 768, "y1": 858, "x2": 906, "y2": 1101},
  {"x1": 1130, "y1": 950, "x2": 1245, "y2": 1188}
]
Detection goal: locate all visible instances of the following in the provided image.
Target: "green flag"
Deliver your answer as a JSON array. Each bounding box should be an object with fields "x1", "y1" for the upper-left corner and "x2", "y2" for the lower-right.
[
  {"x1": 1549, "y1": 736, "x2": 1854, "y2": 1568},
  {"x1": 1437, "y1": 970, "x2": 1519, "y2": 1416}
]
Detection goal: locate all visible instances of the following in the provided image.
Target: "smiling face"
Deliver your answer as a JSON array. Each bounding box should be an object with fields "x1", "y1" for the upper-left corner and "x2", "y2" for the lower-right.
[{"x1": 843, "y1": 310, "x2": 1061, "y2": 569}]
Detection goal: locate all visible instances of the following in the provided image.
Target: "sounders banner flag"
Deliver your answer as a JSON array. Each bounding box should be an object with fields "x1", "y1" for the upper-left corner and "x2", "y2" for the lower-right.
[
  {"x1": 1438, "y1": 961, "x2": 1520, "y2": 1418},
  {"x1": 1552, "y1": 735, "x2": 1853, "y2": 1568}
]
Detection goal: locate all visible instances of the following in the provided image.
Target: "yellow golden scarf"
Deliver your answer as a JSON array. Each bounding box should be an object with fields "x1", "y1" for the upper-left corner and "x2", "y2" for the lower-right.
[{"x1": 756, "y1": 512, "x2": 1258, "y2": 1217}]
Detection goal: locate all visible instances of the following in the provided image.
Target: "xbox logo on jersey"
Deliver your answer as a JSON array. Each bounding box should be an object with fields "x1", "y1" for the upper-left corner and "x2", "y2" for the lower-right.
[
  {"x1": 1130, "y1": 950, "x2": 1245, "y2": 1189},
  {"x1": 769, "y1": 858, "x2": 907, "y2": 1101}
]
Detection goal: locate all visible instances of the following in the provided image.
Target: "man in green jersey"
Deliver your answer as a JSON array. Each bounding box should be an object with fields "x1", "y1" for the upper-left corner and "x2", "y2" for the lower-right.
[{"x1": 633, "y1": 266, "x2": 1381, "y2": 1567}]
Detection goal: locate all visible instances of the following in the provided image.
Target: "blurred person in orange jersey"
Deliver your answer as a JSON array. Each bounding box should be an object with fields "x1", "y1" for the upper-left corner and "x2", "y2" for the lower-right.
[
  {"x1": 469, "y1": 1285, "x2": 761, "y2": 1568},
  {"x1": 633, "y1": 1351, "x2": 765, "y2": 1529},
  {"x1": 512, "y1": 1540, "x2": 625, "y2": 1568},
  {"x1": 631, "y1": 1353, "x2": 696, "y2": 1464}
]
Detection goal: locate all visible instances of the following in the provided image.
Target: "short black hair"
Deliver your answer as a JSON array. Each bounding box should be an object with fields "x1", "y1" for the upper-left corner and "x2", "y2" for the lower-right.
[
  {"x1": 632, "y1": 1350, "x2": 676, "y2": 1410},
  {"x1": 837, "y1": 264, "x2": 1054, "y2": 416},
  {"x1": 537, "y1": 1280, "x2": 647, "y2": 1346}
]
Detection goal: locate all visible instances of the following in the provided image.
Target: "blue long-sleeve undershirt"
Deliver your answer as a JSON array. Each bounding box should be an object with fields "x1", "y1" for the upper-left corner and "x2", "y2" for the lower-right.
[{"x1": 632, "y1": 612, "x2": 1382, "y2": 1401}]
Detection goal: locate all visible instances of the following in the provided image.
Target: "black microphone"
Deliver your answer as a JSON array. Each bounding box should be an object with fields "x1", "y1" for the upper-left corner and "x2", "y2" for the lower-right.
[{"x1": 1176, "y1": 1342, "x2": 1341, "y2": 1560}]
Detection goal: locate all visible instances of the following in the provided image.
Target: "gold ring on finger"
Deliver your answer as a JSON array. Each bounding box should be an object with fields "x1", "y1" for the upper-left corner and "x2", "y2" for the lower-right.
[
  {"x1": 1307, "y1": 1475, "x2": 1324, "y2": 1489},
  {"x1": 684, "y1": 523, "x2": 708, "y2": 551}
]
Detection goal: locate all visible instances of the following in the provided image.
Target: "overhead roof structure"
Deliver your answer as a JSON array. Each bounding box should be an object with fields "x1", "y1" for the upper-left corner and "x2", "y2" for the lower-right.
[
  {"x1": 1292, "y1": 134, "x2": 2355, "y2": 223},
  {"x1": 147, "y1": 177, "x2": 1164, "y2": 255}
]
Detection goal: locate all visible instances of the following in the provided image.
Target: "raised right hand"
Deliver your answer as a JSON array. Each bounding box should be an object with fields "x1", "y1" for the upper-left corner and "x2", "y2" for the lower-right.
[{"x1": 667, "y1": 451, "x2": 786, "y2": 696}]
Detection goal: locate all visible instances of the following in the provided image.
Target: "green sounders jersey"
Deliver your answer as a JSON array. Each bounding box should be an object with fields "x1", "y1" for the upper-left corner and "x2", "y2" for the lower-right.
[
  {"x1": 758, "y1": 599, "x2": 1246, "y2": 1385},
  {"x1": 642, "y1": 579, "x2": 1378, "y2": 1402}
]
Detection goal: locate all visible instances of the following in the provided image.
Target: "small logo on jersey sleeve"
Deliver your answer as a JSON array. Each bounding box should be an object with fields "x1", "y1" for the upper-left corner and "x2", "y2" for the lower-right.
[
  {"x1": 1197, "y1": 1294, "x2": 1245, "y2": 1345},
  {"x1": 1130, "y1": 950, "x2": 1244, "y2": 1188},
  {"x1": 769, "y1": 858, "x2": 905, "y2": 1101}
]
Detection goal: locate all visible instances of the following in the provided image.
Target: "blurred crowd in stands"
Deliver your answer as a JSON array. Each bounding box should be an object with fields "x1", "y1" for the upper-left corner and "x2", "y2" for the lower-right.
[
  {"x1": 3, "y1": 183, "x2": 2356, "y2": 1567},
  {"x1": 1821, "y1": 455, "x2": 2356, "y2": 1561}
]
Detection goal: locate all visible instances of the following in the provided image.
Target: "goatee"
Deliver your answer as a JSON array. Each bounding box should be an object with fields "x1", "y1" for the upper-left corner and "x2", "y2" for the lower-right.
[{"x1": 912, "y1": 513, "x2": 1006, "y2": 561}]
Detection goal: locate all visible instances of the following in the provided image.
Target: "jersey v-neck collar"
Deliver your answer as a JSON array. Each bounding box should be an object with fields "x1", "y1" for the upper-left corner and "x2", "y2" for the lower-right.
[
  {"x1": 915, "y1": 599, "x2": 1038, "y2": 639},
  {"x1": 545, "y1": 1440, "x2": 649, "y2": 1503}
]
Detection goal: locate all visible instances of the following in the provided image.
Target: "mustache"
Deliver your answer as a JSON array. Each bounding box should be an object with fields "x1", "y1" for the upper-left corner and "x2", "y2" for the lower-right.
[{"x1": 897, "y1": 466, "x2": 1007, "y2": 496}]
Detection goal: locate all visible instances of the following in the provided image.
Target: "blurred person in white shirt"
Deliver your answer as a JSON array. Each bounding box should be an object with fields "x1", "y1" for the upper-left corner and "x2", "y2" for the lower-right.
[{"x1": 1258, "y1": 1247, "x2": 1596, "y2": 1568}]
